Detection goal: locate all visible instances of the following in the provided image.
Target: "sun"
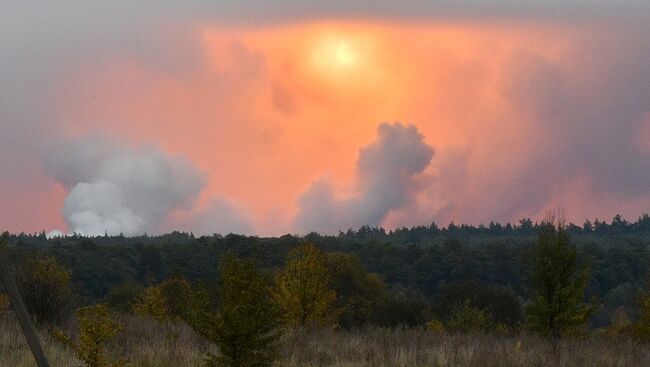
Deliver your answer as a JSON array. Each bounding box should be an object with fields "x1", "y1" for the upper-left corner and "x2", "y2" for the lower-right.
[
  {"x1": 311, "y1": 34, "x2": 363, "y2": 73},
  {"x1": 332, "y1": 41, "x2": 358, "y2": 66}
]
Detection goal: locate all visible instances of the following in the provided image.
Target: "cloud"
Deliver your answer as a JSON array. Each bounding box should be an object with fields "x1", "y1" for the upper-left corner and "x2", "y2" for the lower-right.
[
  {"x1": 426, "y1": 32, "x2": 650, "y2": 225},
  {"x1": 45, "y1": 137, "x2": 206, "y2": 236},
  {"x1": 296, "y1": 123, "x2": 434, "y2": 233}
]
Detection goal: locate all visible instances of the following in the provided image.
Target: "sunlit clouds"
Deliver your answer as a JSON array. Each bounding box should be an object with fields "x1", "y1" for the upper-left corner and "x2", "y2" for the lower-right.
[{"x1": 1, "y1": 6, "x2": 649, "y2": 235}]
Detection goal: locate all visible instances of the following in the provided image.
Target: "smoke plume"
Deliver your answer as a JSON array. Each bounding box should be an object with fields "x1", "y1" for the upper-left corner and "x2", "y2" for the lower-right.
[
  {"x1": 45, "y1": 137, "x2": 206, "y2": 236},
  {"x1": 296, "y1": 123, "x2": 434, "y2": 233}
]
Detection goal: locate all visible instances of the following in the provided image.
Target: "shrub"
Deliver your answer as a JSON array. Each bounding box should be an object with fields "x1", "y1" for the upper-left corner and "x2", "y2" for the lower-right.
[
  {"x1": 16, "y1": 255, "x2": 74, "y2": 326},
  {"x1": 426, "y1": 319, "x2": 445, "y2": 333},
  {"x1": 133, "y1": 285, "x2": 169, "y2": 322},
  {"x1": 55, "y1": 304, "x2": 126, "y2": 367},
  {"x1": 434, "y1": 280, "x2": 523, "y2": 328},
  {"x1": 106, "y1": 282, "x2": 143, "y2": 314},
  {"x1": 131, "y1": 278, "x2": 192, "y2": 321},
  {"x1": 446, "y1": 301, "x2": 490, "y2": 333}
]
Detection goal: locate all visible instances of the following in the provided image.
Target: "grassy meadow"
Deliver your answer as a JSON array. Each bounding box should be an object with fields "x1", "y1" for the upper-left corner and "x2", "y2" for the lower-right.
[{"x1": 2, "y1": 313, "x2": 649, "y2": 367}]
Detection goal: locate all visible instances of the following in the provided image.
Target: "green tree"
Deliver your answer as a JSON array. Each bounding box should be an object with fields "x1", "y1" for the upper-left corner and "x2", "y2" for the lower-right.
[
  {"x1": 159, "y1": 277, "x2": 193, "y2": 319},
  {"x1": 16, "y1": 256, "x2": 74, "y2": 326},
  {"x1": 55, "y1": 304, "x2": 126, "y2": 367},
  {"x1": 188, "y1": 254, "x2": 281, "y2": 367},
  {"x1": 274, "y1": 244, "x2": 336, "y2": 327},
  {"x1": 105, "y1": 282, "x2": 143, "y2": 314},
  {"x1": 526, "y1": 220, "x2": 595, "y2": 337},
  {"x1": 326, "y1": 252, "x2": 386, "y2": 328}
]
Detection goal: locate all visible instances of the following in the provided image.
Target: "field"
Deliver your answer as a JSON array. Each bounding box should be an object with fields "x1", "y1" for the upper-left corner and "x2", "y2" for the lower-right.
[{"x1": 2, "y1": 314, "x2": 649, "y2": 367}]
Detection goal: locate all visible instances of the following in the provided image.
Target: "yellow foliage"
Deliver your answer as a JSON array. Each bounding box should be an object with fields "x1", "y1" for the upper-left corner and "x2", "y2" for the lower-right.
[
  {"x1": 132, "y1": 285, "x2": 169, "y2": 322},
  {"x1": 634, "y1": 293, "x2": 650, "y2": 339},
  {"x1": 55, "y1": 304, "x2": 126, "y2": 367},
  {"x1": 602, "y1": 307, "x2": 633, "y2": 337},
  {"x1": 426, "y1": 319, "x2": 445, "y2": 333},
  {"x1": 274, "y1": 244, "x2": 336, "y2": 327},
  {"x1": 0, "y1": 293, "x2": 9, "y2": 313}
]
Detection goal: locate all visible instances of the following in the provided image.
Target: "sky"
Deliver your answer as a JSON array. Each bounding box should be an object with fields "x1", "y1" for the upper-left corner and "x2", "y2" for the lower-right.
[{"x1": 1, "y1": 2, "x2": 649, "y2": 236}]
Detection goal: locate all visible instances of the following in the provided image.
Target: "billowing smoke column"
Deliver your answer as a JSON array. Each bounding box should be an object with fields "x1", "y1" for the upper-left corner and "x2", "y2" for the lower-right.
[
  {"x1": 296, "y1": 122, "x2": 434, "y2": 233},
  {"x1": 45, "y1": 137, "x2": 206, "y2": 236}
]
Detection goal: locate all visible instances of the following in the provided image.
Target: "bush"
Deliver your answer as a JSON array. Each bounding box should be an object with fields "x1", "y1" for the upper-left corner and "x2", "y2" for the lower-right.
[
  {"x1": 131, "y1": 278, "x2": 193, "y2": 321},
  {"x1": 16, "y1": 255, "x2": 74, "y2": 326},
  {"x1": 55, "y1": 304, "x2": 126, "y2": 367},
  {"x1": 446, "y1": 301, "x2": 490, "y2": 333},
  {"x1": 426, "y1": 318, "x2": 445, "y2": 333},
  {"x1": 434, "y1": 280, "x2": 523, "y2": 329},
  {"x1": 106, "y1": 282, "x2": 143, "y2": 314},
  {"x1": 133, "y1": 285, "x2": 169, "y2": 322}
]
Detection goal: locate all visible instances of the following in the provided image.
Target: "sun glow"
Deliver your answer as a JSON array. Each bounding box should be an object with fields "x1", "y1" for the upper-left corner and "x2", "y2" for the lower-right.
[{"x1": 311, "y1": 34, "x2": 365, "y2": 73}]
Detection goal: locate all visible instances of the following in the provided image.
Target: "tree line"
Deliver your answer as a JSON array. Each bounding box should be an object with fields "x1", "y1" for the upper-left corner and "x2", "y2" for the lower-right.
[{"x1": 1, "y1": 214, "x2": 650, "y2": 365}]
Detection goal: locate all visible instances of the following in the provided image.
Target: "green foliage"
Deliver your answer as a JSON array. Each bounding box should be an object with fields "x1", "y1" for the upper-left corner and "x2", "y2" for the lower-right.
[
  {"x1": 106, "y1": 282, "x2": 143, "y2": 314},
  {"x1": 55, "y1": 304, "x2": 126, "y2": 367},
  {"x1": 446, "y1": 300, "x2": 490, "y2": 333},
  {"x1": 526, "y1": 222, "x2": 595, "y2": 337},
  {"x1": 133, "y1": 285, "x2": 169, "y2": 322},
  {"x1": 377, "y1": 286, "x2": 431, "y2": 327},
  {"x1": 326, "y1": 252, "x2": 387, "y2": 328},
  {"x1": 158, "y1": 277, "x2": 193, "y2": 319},
  {"x1": 188, "y1": 253, "x2": 281, "y2": 367},
  {"x1": 274, "y1": 244, "x2": 336, "y2": 327},
  {"x1": 434, "y1": 280, "x2": 523, "y2": 328},
  {"x1": 130, "y1": 278, "x2": 192, "y2": 321},
  {"x1": 16, "y1": 255, "x2": 73, "y2": 326}
]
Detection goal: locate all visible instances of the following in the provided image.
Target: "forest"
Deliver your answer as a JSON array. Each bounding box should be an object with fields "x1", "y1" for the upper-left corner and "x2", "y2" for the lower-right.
[{"x1": 1, "y1": 213, "x2": 650, "y2": 366}]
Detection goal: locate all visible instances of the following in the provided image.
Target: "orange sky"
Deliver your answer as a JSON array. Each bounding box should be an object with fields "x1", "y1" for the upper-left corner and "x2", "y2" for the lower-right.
[
  {"x1": 48, "y1": 21, "x2": 578, "y2": 232},
  {"x1": 1, "y1": 16, "x2": 645, "y2": 235}
]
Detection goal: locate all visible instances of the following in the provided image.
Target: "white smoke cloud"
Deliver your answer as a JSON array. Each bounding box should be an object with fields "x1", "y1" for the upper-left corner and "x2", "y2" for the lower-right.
[
  {"x1": 45, "y1": 137, "x2": 206, "y2": 236},
  {"x1": 295, "y1": 122, "x2": 434, "y2": 233}
]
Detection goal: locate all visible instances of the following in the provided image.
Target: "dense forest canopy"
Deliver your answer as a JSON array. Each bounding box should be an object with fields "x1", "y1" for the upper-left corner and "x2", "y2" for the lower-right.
[{"x1": 3, "y1": 213, "x2": 650, "y2": 328}]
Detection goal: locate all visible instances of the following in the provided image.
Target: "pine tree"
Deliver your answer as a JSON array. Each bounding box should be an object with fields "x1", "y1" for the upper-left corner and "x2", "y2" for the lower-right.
[
  {"x1": 526, "y1": 219, "x2": 595, "y2": 337},
  {"x1": 188, "y1": 253, "x2": 281, "y2": 367}
]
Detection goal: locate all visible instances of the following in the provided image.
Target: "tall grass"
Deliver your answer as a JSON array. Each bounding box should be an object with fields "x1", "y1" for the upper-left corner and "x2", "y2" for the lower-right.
[{"x1": 1, "y1": 313, "x2": 649, "y2": 366}]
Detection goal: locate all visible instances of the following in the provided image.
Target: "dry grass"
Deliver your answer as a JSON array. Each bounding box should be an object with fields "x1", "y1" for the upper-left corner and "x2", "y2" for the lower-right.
[{"x1": 1, "y1": 313, "x2": 649, "y2": 366}]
